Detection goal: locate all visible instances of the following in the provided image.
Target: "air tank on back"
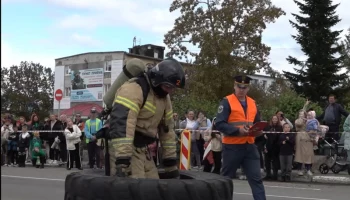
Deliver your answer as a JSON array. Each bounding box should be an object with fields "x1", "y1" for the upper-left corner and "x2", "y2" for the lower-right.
[{"x1": 103, "y1": 58, "x2": 146, "y2": 110}]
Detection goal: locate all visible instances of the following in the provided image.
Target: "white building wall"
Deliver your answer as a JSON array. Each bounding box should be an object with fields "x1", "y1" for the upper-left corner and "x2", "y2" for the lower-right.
[{"x1": 249, "y1": 74, "x2": 275, "y2": 89}]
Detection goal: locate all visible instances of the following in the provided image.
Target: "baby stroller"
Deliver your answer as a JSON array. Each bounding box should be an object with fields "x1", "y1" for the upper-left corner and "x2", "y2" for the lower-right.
[{"x1": 318, "y1": 137, "x2": 349, "y2": 174}]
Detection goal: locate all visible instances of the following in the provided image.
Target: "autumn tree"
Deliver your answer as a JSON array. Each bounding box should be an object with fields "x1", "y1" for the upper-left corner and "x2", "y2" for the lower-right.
[
  {"x1": 283, "y1": 0, "x2": 349, "y2": 106},
  {"x1": 1, "y1": 62, "x2": 54, "y2": 120},
  {"x1": 164, "y1": 0, "x2": 285, "y2": 101}
]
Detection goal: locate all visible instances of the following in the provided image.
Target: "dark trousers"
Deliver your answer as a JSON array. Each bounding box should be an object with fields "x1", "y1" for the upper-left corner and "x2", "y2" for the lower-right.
[
  {"x1": 297, "y1": 162, "x2": 312, "y2": 171},
  {"x1": 279, "y1": 155, "x2": 293, "y2": 177},
  {"x1": 59, "y1": 142, "x2": 67, "y2": 162},
  {"x1": 264, "y1": 151, "x2": 279, "y2": 177},
  {"x1": 7, "y1": 150, "x2": 18, "y2": 164},
  {"x1": 48, "y1": 140, "x2": 59, "y2": 160},
  {"x1": 87, "y1": 141, "x2": 101, "y2": 168},
  {"x1": 67, "y1": 143, "x2": 82, "y2": 169},
  {"x1": 258, "y1": 148, "x2": 264, "y2": 169},
  {"x1": 325, "y1": 124, "x2": 340, "y2": 142},
  {"x1": 221, "y1": 144, "x2": 266, "y2": 200},
  {"x1": 17, "y1": 148, "x2": 27, "y2": 167},
  {"x1": 203, "y1": 151, "x2": 222, "y2": 174}
]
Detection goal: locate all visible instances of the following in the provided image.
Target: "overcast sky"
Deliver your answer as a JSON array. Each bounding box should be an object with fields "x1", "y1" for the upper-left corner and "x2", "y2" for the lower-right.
[{"x1": 2, "y1": 0, "x2": 349, "y2": 74}]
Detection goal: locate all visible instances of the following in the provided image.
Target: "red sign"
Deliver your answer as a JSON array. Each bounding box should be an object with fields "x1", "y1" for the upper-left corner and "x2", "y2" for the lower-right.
[{"x1": 55, "y1": 89, "x2": 63, "y2": 101}]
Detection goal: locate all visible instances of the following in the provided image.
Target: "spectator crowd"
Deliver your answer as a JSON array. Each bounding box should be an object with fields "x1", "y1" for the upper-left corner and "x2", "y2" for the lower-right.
[
  {"x1": 1, "y1": 94, "x2": 350, "y2": 181},
  {"x1": 1, "y1": 107, "x2": 104, "y2": 170}
]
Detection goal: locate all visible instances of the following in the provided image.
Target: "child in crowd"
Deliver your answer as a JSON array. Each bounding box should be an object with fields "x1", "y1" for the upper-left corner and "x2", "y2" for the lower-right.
[
  {"x1": 7, "y1": 126, "x2": 19, "y2": 166},
  {"x1": 306, "y1": 110, "x2": 319, "y2": 138},
  {"x1": 279, "y1": 123, "x2": 295, "y2": 182},
  {"x1": 31, "y1": 131, "x2": 45, "y2": 168},
  {"x1": 17, "y1": 124, "x2": 30, "y2": 167}
]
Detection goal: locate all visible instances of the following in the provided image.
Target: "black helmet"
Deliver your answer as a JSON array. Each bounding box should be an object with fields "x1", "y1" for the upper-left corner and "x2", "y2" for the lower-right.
[{"x1": 148, "y1": 58, "x2": 186, "y2": 89}]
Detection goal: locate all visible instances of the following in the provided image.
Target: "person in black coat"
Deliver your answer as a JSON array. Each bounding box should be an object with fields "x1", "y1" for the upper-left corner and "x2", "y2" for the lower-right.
[
  {"x1": 43, "y1": 114, "x2": 63, "y2": 164},
  {"x1": 263, "y1": 115, "x2": 283, "y2": 180},
  {"x1": 17, "y1": 124, "x2": 30, "y2": 167}
]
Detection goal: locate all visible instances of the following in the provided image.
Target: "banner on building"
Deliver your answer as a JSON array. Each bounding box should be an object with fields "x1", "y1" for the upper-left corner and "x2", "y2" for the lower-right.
[{"x1": 70, "y1": 68, "x2": 104, "y2": 102}]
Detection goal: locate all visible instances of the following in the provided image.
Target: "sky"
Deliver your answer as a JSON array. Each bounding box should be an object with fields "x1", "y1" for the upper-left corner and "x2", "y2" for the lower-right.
[{"x1": 1, "y1": 0, "x2": 350, "y2": 74}]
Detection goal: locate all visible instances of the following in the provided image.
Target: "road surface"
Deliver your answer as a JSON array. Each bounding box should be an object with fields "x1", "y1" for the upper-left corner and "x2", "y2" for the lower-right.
[{"x1": 1, "y1": 166, "x2": 349, "y2": 200}]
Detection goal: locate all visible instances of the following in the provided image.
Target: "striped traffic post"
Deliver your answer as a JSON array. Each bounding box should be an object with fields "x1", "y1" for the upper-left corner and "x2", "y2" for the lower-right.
[{"x1": 179, "y1": 130, "x2": 191, "y2": 170}]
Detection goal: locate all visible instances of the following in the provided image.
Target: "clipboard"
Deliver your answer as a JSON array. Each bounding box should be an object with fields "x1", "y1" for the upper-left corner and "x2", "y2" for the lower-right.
[{"x1": 248, "y1": 121, "x2": 268, "y2": 136}]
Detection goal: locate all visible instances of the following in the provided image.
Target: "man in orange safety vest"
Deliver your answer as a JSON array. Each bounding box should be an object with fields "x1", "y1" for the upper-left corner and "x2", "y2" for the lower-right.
[{"x1": 215, "y1": 75, "x2": 266, "y2": 200}]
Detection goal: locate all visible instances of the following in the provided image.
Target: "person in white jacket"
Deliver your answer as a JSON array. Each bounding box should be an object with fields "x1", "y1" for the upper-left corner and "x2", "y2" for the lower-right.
[{"x1": 64, "y1": 118, "x2": 82, "y2": 170}]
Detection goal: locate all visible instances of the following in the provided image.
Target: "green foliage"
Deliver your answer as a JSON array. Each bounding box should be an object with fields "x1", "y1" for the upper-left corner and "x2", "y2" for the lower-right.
[
  {"x1": 1, "y1": 62, "x2": 54, "y2": 120},
  {"x1": 164, "y1": 0, "x2": 285, "y2": 101},
  {"x1": 283, "y1": 0, "x2": 349, "y2": 105},
  {"x1": 172, "y1": 79, "x2": 323, "y2": 122},
  {"x1": 172, "y1": 94, "x2": 218, "y2": 119}
]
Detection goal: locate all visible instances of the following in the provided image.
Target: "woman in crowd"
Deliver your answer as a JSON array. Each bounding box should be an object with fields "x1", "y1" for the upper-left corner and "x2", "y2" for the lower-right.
[
  {"x1": 203, "y1": 118, "x2": 222, "y2": 174},
  {"x1": 17, "y1": 124, "x2": 30, "y2": 167},
  {"x1": 44, "y1": 114, "x2": 63, "y2": 164},
  {"x1": 276, "y1": 111, "x2": 294, "y2": 129},
  {"x1": 196, "y1": 111, "x2": 212, "y2": 162},
  {"x1": 263, "y1": 115, "x2": 283, "y2": 180},
  {"x1": 64, "y1": 118, "x2": 82, "y2": 170},
  {"x1": 180, "y1": 110, "x2": 200, "y2": 169},
  {"x1": 294, "y1": 118, "x2": 315, "y2": 176},
  {"x1": 6, "y1": 126, "x2": 19, "y2": 166}
]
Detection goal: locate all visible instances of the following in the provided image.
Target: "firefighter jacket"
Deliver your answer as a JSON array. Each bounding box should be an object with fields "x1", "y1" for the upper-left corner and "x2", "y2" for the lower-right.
[
  {"x1": 216, "y1": 94, "x2": 261, "y2": 144},
  {"x1": 109, "y1": 78, "x2": 177, "y2": 167}
]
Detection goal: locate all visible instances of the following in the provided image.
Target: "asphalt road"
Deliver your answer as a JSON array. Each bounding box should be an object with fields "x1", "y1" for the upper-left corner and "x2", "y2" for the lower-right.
[{"x1": 1, "y1": 166, "x2": 349, "y2": 200}]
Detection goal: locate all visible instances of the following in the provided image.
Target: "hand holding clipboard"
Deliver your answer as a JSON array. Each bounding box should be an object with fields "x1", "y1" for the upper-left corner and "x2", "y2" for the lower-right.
[{"x1": 248, "y1": 121, "x2": 268, "y2": 137}]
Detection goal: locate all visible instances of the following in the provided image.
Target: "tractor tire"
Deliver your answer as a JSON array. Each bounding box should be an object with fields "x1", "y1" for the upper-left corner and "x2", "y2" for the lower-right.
[{"x1": 64, "y1": 169, "x2": 233, "y2": 200}]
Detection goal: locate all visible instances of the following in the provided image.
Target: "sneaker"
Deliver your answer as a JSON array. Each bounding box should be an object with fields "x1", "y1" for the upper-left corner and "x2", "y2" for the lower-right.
[
  {"x1": 52, "y1": 160, "x2": 58, "y2": 165},
  {"x1": 307, "y1": 170, "x2": 313, "y2": 176},
  {"x1": 298, "y1": 171, "x2": 304, "y2": 176},
  {"x1": 239, "y1": 175, "x2": 247, "y2": 180},
  {"x1": 4, "y1": 164, "x2": 8, "y2": 167}
]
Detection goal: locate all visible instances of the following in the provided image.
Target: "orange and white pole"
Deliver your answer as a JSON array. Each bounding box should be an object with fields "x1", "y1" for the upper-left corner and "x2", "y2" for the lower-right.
[{"x1": 179, "y1": 130, "x2": 191, "y2": 170}]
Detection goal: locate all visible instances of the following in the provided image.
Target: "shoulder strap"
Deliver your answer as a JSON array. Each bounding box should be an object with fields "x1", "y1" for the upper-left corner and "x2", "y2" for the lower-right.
[{"x1": 135, "y1": 76, "x2": 150, "y2": 109}]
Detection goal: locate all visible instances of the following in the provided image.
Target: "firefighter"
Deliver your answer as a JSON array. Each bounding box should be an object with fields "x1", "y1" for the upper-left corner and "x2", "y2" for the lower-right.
[
  {"x1": 215, "y1": 75, "x2": 266, "y2": 200},
  {"x1": 108, "y1": 58, "x2": 185, "y2": 179}
]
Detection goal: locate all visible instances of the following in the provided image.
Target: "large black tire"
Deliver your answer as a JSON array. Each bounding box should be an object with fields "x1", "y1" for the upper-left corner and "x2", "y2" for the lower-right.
[{"x1": 64, "y1": 169, "x2": 233, "y2": 200}]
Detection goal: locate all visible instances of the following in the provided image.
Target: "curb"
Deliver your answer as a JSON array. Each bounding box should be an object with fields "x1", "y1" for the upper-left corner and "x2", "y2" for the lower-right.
[
  {"x1": 226, "y1": 170, "x2": 350, "y2": 185},
  {"x1": 311, "y1": 175, "x2": 350, "y2": 185}
]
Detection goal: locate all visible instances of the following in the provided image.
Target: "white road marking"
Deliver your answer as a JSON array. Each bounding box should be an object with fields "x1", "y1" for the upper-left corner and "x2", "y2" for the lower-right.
[
  {"x1": 1, "y1": 175, "x2": 65, "y2": 182},
  {"x1": 234, "y1": 192, "x2": 331, "y2": 200},
  {"x1": 234, "y1": 182, "x2": 321, "y2": 191}
]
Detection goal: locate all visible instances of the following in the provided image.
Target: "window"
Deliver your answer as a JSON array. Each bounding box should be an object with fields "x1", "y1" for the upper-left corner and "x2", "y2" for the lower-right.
[
  {"x1": 252, "y1": 79, "x2": 258, "y2": 85},
  {"x1": 104, "y1": 84, "x2": 111, "y2": 94},
  {"x1": 154, "y1": 49, "x2": 159, "y2": 58},
  {"x1": 65, "y1": 66, "x2": 71, "y2": 75},
  {"x1": 65, "y1": 87, "x2": 71, "y2": 97},
  {"x1": 105, "y1": 61, "x2": 112, "y2": 72},
  {"x1": 262, "y1": 80, "x2": 267, "y2": 88}
]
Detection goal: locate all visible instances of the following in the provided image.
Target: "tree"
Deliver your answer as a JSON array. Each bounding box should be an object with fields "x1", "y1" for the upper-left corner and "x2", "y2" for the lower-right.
[
  {"x1": 164, "y1": 0, "x2": 285, "y2": 101},
  {"x1": 283, "y1": 0, "x2": 349, "y2": 106},
  {"x1": 1, "y1": 62, "x2": 54, "y2": 120},
  {"x1": 340, "y1": 28, "x2": 350, "y2": 72}
]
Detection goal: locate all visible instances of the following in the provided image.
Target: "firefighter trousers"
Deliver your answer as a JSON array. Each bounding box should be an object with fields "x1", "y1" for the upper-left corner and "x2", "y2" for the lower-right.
[{"x1": 109, "y1": 145, "x2": 159, "y2": 179}]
